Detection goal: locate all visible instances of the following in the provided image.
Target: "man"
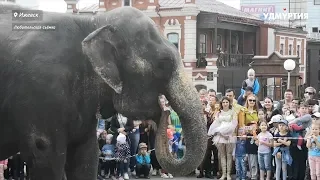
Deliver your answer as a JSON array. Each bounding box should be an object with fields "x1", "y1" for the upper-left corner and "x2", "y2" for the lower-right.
[
  {"x1": 237, "y1": 87, "x2": 262, "y2": 108},
  {"x1": 226, "y1": 89, "x2": 243, "y2": 115},
  {"x1": 278, "y1": 89, "x2": 294, "y2": 111},
  {"x1": 208, "y1": 89, "x2": 216, "y2": 97}
]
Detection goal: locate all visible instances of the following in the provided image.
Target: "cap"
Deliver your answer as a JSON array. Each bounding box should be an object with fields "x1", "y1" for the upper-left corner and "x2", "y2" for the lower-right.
[
  {"x1": 116, "y1": 133, "x2": 126, "y2": 144},
  {"x1": 312, "y1": 112, "x2": 320, "y2": 118},
  {"x1": 278, "y1": 119, "x2": 288, "y2": 126},
  {"x1": 139, "y1": 143, "x2": 148, "y2": 149}
]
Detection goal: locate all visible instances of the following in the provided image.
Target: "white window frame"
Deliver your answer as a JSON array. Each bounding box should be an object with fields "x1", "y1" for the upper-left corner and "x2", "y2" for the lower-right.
[{"x1": 199, "y1": 33, "x2": 207, "y2": 54}]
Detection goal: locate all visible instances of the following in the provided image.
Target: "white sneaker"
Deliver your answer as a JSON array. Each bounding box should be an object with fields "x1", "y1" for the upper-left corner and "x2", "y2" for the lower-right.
[
  {"x1": 152, "y1": 169, "x2": 157, "y2": 176},
  {"x1": 161, "y1": 173, "x2": 169, "y2": 178},
  {"x1": 168, "y1": 173, "x2": 173, "y2": 178},
  {"x1": 124, "y1": 173, "x2": 129, "y2": 180},
  {"x1": 131, "y1": 170, "x2": 136, "y2": 176}
]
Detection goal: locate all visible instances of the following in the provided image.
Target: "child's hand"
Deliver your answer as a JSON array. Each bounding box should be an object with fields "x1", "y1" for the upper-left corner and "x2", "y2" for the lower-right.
[
  {"x1": 312, "y1": 135, "x2": 317, "y2": 140},
  {"x1": 124, "y1": 159, "x2": 127, "y2": 163}
]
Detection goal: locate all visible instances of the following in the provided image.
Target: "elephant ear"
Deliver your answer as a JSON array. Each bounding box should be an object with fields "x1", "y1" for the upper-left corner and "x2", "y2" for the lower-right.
[{"x1": 82, "y1": 25, "x2": 123, "y2": 94}]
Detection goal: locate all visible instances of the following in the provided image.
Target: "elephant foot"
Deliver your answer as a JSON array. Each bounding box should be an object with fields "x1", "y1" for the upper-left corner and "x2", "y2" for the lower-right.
[{"x1": 65, "y1": 132, "x2": 99, "y2": 180}]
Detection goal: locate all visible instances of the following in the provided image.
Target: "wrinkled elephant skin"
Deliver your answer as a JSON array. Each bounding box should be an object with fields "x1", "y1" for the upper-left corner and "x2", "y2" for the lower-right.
[{"x1": 0, "y1": 3, "x2": 206, "y2": 179}]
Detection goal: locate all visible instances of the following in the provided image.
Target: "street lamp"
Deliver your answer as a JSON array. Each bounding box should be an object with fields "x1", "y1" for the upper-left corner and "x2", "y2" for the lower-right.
[{"x1": 283, "y1": 59, "x2": 296, "y2": 89}]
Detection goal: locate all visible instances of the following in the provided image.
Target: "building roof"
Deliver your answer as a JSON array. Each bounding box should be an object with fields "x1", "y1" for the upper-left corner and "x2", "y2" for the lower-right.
[{"x1": 194, "y1": 0, "x2": 260, "y2": 20}]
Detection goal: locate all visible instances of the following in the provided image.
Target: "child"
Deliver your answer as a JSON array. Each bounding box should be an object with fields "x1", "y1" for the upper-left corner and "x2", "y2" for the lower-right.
[
  {"x1": 273, "y1": 119, "x2": 292, "y2": 180},
  {"x1": 258, "y1": 109, "x2": 265, "y2": 123},
  {"x1": 135, "y1": 143, "x2": 151, "y2": 179},
  {"x1": 102, "y1": 134, "x2": 116, "y2": 179},
  {"x1": 115, "y1": 133, "x2": 131, "y2": 180},
  {"x1": 245, "y1": 123, "x2": 259, "y2": 180},
  {"x1": 240, "y1": 68, "x2": 260, "y2": 97},
  {"x1": 0, "y1": 159, "x2": 8, "y2": 180},
  {"x1": 167, "y1": 125, "x2": 174, "y2": 154},
  {"x1": 233, "y1": 128, "x2": 247, "y2": 180},
  {"x1": 256, "y1": 121, "x2": 273, "y2": 180},
  {"x1": 289, "y1": 103, "x2": 313, "y2": 150},
  {"x1": 306, "y1": 123, "x2": 320, "y2": 180}
]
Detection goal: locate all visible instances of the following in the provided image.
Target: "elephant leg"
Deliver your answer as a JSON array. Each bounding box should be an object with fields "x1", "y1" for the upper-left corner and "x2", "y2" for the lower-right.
[
  {"x1": 65, "y1": 132, "x2": 99, "y2": 180},
  {"x1": 21, "y1": 133, "x2": 67, "y2": 180}
]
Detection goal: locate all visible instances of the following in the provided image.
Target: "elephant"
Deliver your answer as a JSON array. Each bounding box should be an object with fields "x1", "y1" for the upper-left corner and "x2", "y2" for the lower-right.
[{"x1": 0, "y1": 3, "x2": 207, "y2": 180}]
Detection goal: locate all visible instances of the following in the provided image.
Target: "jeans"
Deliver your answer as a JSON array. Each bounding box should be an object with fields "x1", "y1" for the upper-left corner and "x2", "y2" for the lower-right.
[
  {"x1": 275, "y1": 156, "x2": 288, "y2": 180},
  {"x1": 258, "y1": 152, "x2": 272, "y2": 171},
  {"x1": 117, "y1": 161, "x2": 129, "y2": 177},
  {"x1": 135, "y1": 164, "x2": 151, "y2": 177},
  {"x1": 247, "y1": 154, "x2": 258, "y2": 179},
  {"x1": 235, "y1": 155, "x2": 246, "y2": 180},
  {"x1": 129, "y1": 129, "x2": 140, "y2": 171}
]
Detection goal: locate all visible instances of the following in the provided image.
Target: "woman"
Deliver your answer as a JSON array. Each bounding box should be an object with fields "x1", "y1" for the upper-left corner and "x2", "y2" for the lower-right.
[
  {"x1": 208, "y1": 97, "x2": 237, "y2": 180},
  {"x1": 197, "y1": 99, "x2": 216, "y2": 179},
  {"x1": 263, "y1": 97, "x2": 280, "y2": 123},
  {"x1": 239, "y1": 94, "x2": 260, "y2": 127},
  {"x1": 109, "y1": 113, "x2": 134, "y2": 145}
]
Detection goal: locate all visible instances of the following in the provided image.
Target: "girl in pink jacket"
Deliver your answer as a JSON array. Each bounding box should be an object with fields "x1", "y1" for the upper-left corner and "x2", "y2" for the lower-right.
[{"x1": 0, "y1": 159, "x2": 8, "y2": 180}]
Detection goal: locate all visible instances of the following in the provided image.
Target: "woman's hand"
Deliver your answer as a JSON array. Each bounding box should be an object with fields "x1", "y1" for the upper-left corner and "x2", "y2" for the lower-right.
[
  {"x1": 4, "y1": 165, "x2": 7, "y2": 170},
  {"x1": 118, "y1": 128, "x2": 125, "y2": 133}
]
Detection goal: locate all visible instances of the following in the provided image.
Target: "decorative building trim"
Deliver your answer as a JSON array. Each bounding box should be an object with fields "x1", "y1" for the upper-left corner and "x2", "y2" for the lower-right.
[
  {"x1": 164, "y1": 19, "x2": 182, "y2": 56},
  {"x1": 184, "y1": 18, "x2": 197, "y2": 61}
]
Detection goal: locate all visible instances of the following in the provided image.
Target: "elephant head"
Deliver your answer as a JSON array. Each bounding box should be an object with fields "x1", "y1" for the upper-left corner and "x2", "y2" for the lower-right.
[{"x1": 82, "y1": 7, "x2": 207, "y2": 175}]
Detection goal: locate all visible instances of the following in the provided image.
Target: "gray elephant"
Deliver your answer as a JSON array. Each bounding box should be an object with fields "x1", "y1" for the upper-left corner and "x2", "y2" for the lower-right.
[{"x1": 0, "y1": 3, "x2": 207, "y2": 180}]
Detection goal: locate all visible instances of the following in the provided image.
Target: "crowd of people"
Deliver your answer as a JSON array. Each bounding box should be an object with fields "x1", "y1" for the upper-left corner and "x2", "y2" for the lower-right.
[{"x1": 94, "y1": 68, "x2": 320, "y2": 180}]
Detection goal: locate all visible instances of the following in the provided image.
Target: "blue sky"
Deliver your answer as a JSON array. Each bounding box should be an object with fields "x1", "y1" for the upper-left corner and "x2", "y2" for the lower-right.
[{"x1": 16, "y1": 0, "x2": 240, "y2": 13}]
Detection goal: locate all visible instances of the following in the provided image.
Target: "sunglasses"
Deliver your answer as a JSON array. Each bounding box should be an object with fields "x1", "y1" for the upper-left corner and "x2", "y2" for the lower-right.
[
  {"x1": 305, "y1": 92, "x2": 314, "y2": 95},
  {"x1": 248, "y1": 99, "x2": 256, "y2": 102}
]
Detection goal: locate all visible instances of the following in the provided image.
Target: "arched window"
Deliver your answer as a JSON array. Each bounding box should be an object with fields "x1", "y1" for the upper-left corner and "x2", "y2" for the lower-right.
[
  {"x1": 123, "y1": 0, "x2": 131, "y2": 6},
  {"x1": 289, "y1": 44, "x2": 292, "y2": 55},
  {"x1": 231, "y1": 34, "x2": 239, "y2": 54},
  {"x1": 167, "y1": 33, "x2": 179, "y2": 49},
  {"x1": 199, "y1": 33, "x2": 207, "y2": 54},
  {"x1": 280, "y1": 44, "x2": 284, "y2": 55},
  {"x1": 217, "y1": 35, "x2": 222, "y2": 49}
]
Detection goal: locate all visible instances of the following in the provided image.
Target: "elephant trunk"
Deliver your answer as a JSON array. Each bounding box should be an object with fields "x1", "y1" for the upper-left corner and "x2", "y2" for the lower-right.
[{"x1": 155, "y1": 71, "x2": 207, "y2": 175}]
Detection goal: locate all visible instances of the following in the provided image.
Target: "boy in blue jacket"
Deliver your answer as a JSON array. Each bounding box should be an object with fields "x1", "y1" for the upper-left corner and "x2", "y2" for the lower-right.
[{"x1": 135, "y1": 143, "x2": 151, "y2": 179}]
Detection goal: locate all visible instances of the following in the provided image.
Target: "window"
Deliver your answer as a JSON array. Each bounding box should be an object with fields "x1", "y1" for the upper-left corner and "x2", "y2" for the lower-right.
[
  {"x1": 231, "y1": 35, "x2": 239, "y2": 54},
  {"x1": 216, "y1": 35, "x2": 222, "y2": 49},
  {"x1": 167, "y1": 33, "x2": 179, "y2": 49},
  {"x1": 289, "y1": 44, "x2": 292, "y2": 55},
  {"x1": 124, "y1": 0, "x2": 130, "y2": 6},
  {"x1": 297, "y1": 45, "x2": 300, "y2": 57},
  {"x1": 207, "y1": 72, "x2": 213, "y2": 81},
  {"x1": 312, "y1": 27, "x2": 319, "y2": 33},
  {"x1": 280, "y1": 44, "x2": 284, "y2": 55},
  {"x1": 199, "y1": 33, "x2": 207, "y2": 54},
  {"x1": 315, "y1": 0, "x2": 320, "y2": 5}
]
